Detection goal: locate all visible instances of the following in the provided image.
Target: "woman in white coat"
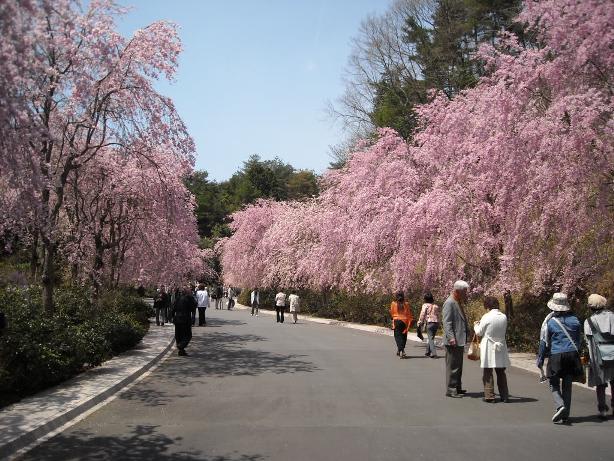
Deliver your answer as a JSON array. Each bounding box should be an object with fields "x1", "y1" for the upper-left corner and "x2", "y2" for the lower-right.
[{"x1": 474, "y1": 296, "x2": 510, "y2": 403}]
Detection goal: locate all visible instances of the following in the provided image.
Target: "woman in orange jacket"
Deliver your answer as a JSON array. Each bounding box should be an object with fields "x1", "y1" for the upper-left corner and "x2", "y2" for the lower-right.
[{"x1": 390, "y1": 291, "x2": 414, "y2": 359}]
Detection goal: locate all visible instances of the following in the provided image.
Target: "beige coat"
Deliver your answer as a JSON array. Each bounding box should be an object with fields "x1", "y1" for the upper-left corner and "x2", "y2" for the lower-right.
[{"x1": 474, "y1": 309, "x2": 510, "y2": 368}]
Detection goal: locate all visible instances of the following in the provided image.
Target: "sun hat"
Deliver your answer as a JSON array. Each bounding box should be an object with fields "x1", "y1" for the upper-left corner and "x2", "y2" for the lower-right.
[
  {"x1": 453, "y1": 280, "x2": 469, "y2": 291},
  {"x1": 587, "y1": 293, "x2": 607, "y2": 310},
  {"x1": 547, "y1": 292, "x2": 570, "y2": 312}
]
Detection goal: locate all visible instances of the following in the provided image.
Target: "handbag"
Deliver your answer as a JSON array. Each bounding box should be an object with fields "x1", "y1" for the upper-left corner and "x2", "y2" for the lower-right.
[
  {"x1": 551, "y1": 317, "x2": 586, "y2": 384},
  {"x1": 416, "y1": 324, "x2": 424, "y2": 341},
  {"x1": 467, "y1": 333, "x2": 480, "y2": 361}
]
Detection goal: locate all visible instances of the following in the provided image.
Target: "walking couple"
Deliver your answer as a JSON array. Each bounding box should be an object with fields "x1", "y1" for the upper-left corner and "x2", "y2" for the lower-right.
[
  {"x1": 443, "y1": 281, "x2": 510, "y2": 402},
  {"x1": 390, "y1": 291, "x2": 441, "y2": 360}
]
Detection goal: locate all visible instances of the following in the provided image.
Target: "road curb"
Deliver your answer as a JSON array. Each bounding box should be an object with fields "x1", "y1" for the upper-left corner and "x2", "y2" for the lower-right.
[{"x1": 0, "y1": 326, "x2": 175, "y2": 461}]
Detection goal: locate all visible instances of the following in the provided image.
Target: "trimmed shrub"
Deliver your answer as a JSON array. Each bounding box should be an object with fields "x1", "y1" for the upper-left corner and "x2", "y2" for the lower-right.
[{"x1": 0, "y1": 286, "x2": 149, "y2": 407}]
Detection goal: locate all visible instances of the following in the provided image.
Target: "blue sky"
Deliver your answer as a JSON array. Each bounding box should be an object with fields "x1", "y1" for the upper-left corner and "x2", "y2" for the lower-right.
[{"x1": 116, "y1": 0, "x2": 390, "y2": 181}]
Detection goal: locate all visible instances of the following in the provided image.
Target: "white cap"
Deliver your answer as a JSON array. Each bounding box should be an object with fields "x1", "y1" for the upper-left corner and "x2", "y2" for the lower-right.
[
  {"x1": 453, "y1": 280, "x2": 469, "y2": 290},
  {"x1": 588, "y1": 294, "x2": 607, "y2": 309}
]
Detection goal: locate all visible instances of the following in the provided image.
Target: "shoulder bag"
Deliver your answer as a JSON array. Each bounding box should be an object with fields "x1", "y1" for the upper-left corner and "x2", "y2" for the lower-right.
[{"x1": 467, "y1": 333, "x2": 480, "y2": 361}]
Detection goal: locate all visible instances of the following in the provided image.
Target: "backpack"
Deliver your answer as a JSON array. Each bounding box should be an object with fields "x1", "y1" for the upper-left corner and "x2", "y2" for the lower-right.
[{"x1": 587, "y1": 317, "x2": 614, "y2": 366}]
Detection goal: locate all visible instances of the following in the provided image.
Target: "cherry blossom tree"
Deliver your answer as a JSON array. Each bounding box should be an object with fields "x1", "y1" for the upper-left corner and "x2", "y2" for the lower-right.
[
  {"x1": 220, "y1": 0, "x2": 613, "y2": 300},
  {"x1": 0, "y1": 0, "x2": 206, "y2": 309}
]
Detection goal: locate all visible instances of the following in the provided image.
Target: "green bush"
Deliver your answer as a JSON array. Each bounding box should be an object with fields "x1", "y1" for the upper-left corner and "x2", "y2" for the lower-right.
[{"x1": 0, "y1": 285, "x2": 150, "y2": 407}]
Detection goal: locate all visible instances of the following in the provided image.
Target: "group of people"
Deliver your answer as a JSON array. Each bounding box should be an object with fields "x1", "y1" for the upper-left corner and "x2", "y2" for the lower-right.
[
  {"x1": 159, "y1": 279, "x2": 614, "y2": 421},
  {"x1": 389, "y1": 280, "x2": 614, "y2": 423},
  {"x1": 248, "y1": 289, "x2": 300, "y2": 323},
  {"x1": 153, "y1": 282, "x2": 237, "y2": 356}
]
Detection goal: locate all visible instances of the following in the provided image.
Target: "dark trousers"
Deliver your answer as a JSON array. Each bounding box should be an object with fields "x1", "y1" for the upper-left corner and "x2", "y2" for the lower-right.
[
  {"x1": 251, "y1": 303, "x2": 259, "y2": 315},
  {"x1": 191, "y1": 307, "x2": 196, "y2": 326},
  {"x1": 394, "y1": 320, "x2": 408, "y2": 352},
  {"x1": 175, "y1": 322, "x2": 192, "y2": 350},
  {"x1": 276, "y1": 306, "x2": 285, "y2": 323},
  {"x1": 550, "y1": 374, "x2": 573, "y2": 417},
  {"x1": 596, "y1": 381, "x2": 614, "y2": 411},
  {"x1": 198, "y1": 307, "x2": 206, "y2": 326},
  {"x1": 445, "y1": 345, "x2": 465, "y2": 391},
  {"x1": 155, "y1": 307, "x2": 166, "y2": 325},
  {"x1": 483, "y1": 368, "x2": 509, "y2": 400}
]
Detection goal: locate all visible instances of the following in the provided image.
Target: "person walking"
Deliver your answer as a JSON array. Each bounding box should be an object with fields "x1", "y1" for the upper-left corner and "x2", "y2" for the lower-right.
[
  {"x1": 162, "y1": 287, "x2": 171, "y2": 325},
  {"x1": 537, "y1": 292, "x2": 583, "y2": 423},
  {"x1": 275, "y1": 291, "x2": 287, "y2": 323},
  {"x1": 289, "y1": 291, "x2": 300, "y2": 324},
  {"x1": 209, "y1": 285, "x2": 217, "y2": 309},
  {"x1": 474, "y1": 296, "x2": 510, "y2": 403},
  {"x1": 442, "y1": 280, "x2": 470, "y2": 398},
  {"x1": 227, "y1": 286, "x2": 235, "y2": 310},
  {"x1": 584, "y1": 293, "x2": 614, "y2": 419},
  {"x1": 171, "y1": 285, "x2": 196, "y2": 356},
  {"x1": 195, "y1": 284, "x2": 209, "y2": 326},
  {"x1": 390, "y1": 291, "x2": 414, "y2": 359},
  {"x1": 153, "y1": 286, "x2": 166, "y2": 326},
  {"x1": 418, "y1": 292, "x2": 440, "y2": 358},
  {"x1": 251, "y1": 289, "x2": 260, "y2": 316}
]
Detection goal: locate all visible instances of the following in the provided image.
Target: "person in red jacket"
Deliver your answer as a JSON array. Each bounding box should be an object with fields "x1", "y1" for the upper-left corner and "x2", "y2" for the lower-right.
[{"x1": 390, "y1": 291, "x2": 414, "y2": 359}]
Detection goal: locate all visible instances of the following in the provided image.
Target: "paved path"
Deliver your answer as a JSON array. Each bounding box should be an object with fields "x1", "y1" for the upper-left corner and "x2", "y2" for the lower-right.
[
  {"x1": 1, "y1": 323, "x2": 174, "y2": 460},
  {"x1": 18, "y1": 309, "x2": 611, "y2": 461}
]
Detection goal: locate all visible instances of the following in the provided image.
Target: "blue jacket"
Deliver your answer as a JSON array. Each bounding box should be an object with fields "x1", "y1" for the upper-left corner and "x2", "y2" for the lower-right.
[{"x1": 537, "y1": 313, "x2": 581, "y2": 367}]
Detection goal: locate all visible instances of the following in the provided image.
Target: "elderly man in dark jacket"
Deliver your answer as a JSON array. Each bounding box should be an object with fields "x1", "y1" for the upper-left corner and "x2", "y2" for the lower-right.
[
  {"x1": 443, "y1": 280, "x2": 470, "y2": 398},
  {"x1": 171, "y1": 286, "x2": 197, "y2": 356}
]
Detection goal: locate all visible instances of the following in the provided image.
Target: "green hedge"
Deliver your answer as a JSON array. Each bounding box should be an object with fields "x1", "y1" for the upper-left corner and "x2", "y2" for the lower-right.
[{"x1": 0, "y1": 286, "x2": 150, "y2": 407}]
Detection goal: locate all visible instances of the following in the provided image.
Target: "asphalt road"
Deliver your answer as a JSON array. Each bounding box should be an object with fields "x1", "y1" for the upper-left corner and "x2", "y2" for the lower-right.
[{"x1": 19, "y1": 309, "x2": 611, "y2": 461}]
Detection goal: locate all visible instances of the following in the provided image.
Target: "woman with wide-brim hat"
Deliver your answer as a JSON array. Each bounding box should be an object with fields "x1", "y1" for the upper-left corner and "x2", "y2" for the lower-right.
[
  {"x1": 584, "y1": 294, "x2": 614, "y2": 420},
  {"x1": 536, "y1": 293, "x2": 583, "y2": 423}
]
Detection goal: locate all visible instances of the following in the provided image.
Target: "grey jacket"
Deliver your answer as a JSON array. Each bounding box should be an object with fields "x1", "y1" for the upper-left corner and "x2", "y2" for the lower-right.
[
  {"x1": 584, "y1": 309, "x2": 614, "y2": 387},
  {"x1": 442, "y1": 296, "x2": 469, "y2": 347}
]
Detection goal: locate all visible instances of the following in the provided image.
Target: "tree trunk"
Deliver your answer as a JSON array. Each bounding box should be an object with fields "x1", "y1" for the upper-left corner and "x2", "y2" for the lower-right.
[
  {"x1": 92, "y1": 237, "x2": 104, "y2": 298},
  {"x1": 504, "y1": 289, "x2": 513, "y2": 320},
  {"x1": 30, "y1": 230, "x2": 39, "y2": 280},
  {"x1": 41, "y1": 240, "x2": 55, "y2": 312}
]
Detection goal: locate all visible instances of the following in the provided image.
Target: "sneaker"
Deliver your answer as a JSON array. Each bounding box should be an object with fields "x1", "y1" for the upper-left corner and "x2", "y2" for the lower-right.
[
  {"x1": 552, "y1": 406, "x2": 566, "y2": 423},
  {"x1": 424, "y1": 352, "x2": 431, "y2": 357},
  {"x1": 446, "y1": 389, "x2": 462, "y2": 398},
  {"x1": 256, "y1": 314, "x2": 259, "y2": 317},
  {"x1": 598, "y1": 409, "x2": 608, "y2": 420}
]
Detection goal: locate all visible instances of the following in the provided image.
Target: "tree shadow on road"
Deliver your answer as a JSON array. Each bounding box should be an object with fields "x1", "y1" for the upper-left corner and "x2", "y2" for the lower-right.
[
  {"x1": 117, "y1": 329, "x2": 320, "y2": 405},
  {"x1": 201, "y1": 318, "x2": 247, "y2": 328},
  {"x1": 17, "y1": 424, "x2": 266, "y2": 461}
]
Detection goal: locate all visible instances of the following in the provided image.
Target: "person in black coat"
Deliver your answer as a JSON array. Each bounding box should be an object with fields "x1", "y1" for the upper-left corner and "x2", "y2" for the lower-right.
[
  {"x1": 171, "y1": 286, "x2": 197, "y2": 356},
  {"x1": 153, "y1": 287, "x2": 166, "y2": 326}
]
